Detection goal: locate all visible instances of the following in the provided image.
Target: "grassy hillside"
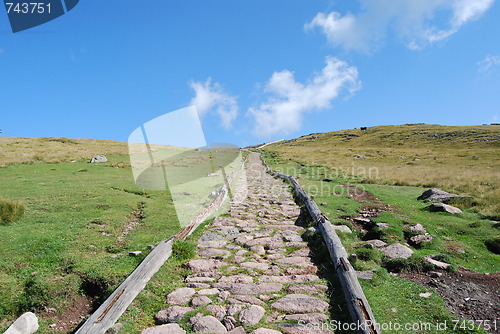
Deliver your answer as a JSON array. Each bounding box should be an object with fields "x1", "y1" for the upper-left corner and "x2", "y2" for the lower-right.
[
  {"x1": 264, "y1": 124, "x2": 500, "y2": 219},
  {"x1": 0, "y1": 137, "x2": 181, "y2": 332}
]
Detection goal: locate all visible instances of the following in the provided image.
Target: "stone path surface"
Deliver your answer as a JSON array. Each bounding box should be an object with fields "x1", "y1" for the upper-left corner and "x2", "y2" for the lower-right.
[{"x1": 142, "y1": 153, "x2": 332, "y2": 334}]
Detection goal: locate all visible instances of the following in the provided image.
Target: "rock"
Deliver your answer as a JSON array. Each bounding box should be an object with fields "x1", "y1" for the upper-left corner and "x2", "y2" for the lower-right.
[
  {"x1": 282, "y1": 313, "x2": 328, "y2": 324},
  {"x1": 409, "y1": 223, "x2": 426, "y2": 234},
  {"x1": 376, "y1": 223, "x2": 390, "y2": 229},
  {"x1": 428, "y1": 203, "x2": 462, "y2": 214},
  {"x1": 186, "y1": 283, "x2": 211, "y2": 289},
  {"x1": 109, "y1": 323, "x2": 123, "y2": 333},
  {"x1": 428, "y1": 271, "x2": 443, "y2": 278},
  {"x1": 219, "y1": 275, "x2": 254, "y2": 284},
  {"x1": 167, "y1": 287, "x2": 196, "y2": 305},
  {"x1": 240, "y1": 262, "x2": 269, "y2": 271},
  {"x1": 213, "y1": 283, "x2": 283, "y2": 295},
  {"x1": 198, "y1": 248, "x2": 232, "y2": 259},
  {"x1": 186, "y1": 276, "x2": 215, "y2": 283},
  {"x1": 198, "y1": 240, "x2": 227, "y2": 248},
  {"x1": 365, "y1": 239, "x2": 386, "y2": 248},
  {"x1": 191, "y1": 296, "x2": 212, "y2": 307},
  {"x1": 271, "y1": 294, "x2": 329, "y2": 313},
  {"x1": 227, "y1": 327, "x2": 246, "y2": 334},
  {"x1": 356, "y1": 270, "x2": 375, "y2": 280},
  {"x1": 354, "y1": 155, "x2": 366, "y2": 159},
  {"x1": 332, "y1": 225, "x2": 352, "y2": 233},
  {"x1": 129, "y1": 251, "x2": 142, "y2": 256},
  {"x1": 418, "y1": 188, "x2": 460, "y2": 203},
  {"x1": 90, "y1": 154, "x2": 107, "y2": 163},
  {"x1": 4, "y1": 312, "x2": 39, "y2": 334},
  {"x1": 191, "y1": 315, "x2": 227, "y2": 333},
  {"x1": 354, "y1": 217, "x2": 371, "y2": 225},
  {"x1": 280, "y1": 325, "x2": 332, "y2": 334},
  {"x1": 424, "y1": 255, "x2": 451, "y2": 269},
  {"x1": 198, "y1": 288, "x2": 220, "y2": 295},
  {"x1": 234, "y1": 235, "x2": 254, "y2": 245},
  {"x1": 382, "y1": 243, "x2": 414, "y2": 259},
  {"x1": 226, "y1": 304, "x2": 246, "y2": 316},
  {"x1": 207, "y1": 305, "x2": 227, "y2": 320},
  {"x1": 410, "y1": 234, "x2": 434, "y2": 245},
  {"x1": 228, "y1": 295, "x2": 266, "y2": 306},
  {"x1": 419, "y1": 292, "x2": 433, "y2": 298},
  {"x1": 285, "y1": 284, "x2": 328, "y2": 295},
  {"x1": 258, "y1": 275, "x2": 319, "y2": 283},
  {"x1": 141, "y1": 324, "x2": 186, "y2": 334},
  {"x1": 186, "y1": 259, "x2": 227, "y2": 272},
  {"x1": 155, "y1": 306, "x2": 193, "y2": 324},
  {"x1": 251, "y1": 329, "x2": 282, "y2": 334},
  {"x1": 239, "y1": 305, "x2": 266, "y2": 325},
  {"x1": 276, "y1": 257, "x2": 312, "y2": 267},
  {"x1": 250, "y1": 245, "x2": 266, "y2": 255},
  {"x1": 222, "y1": 316, "x2": 238, "y2": 331}
]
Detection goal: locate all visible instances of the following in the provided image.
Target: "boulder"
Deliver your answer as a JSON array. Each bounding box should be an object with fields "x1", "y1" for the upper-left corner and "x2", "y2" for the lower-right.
[
  {"x1": 418, "y1": 188, "x2": 459, "y2": 203},
  {"x1": 382, "y1": 243, "x2": 414, "y2": 259},
  {"x1": 90, "y1": 155, "x2": 107, "y2": 163},
  {"x1": 4, "y1": 312, "x2": 39, "y2": 334},
  {"x1": 428, "y1": 203, "x2": 462, "y2": 214}
]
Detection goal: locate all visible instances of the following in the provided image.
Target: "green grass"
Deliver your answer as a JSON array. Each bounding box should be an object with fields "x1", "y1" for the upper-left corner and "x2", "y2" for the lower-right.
[
  {"x1": 0, "y1": 149, "x2": 181, "y2": 332},
  {"x1": 260, "y1": 144, "x2": 497, "y2": 334},
  {"x1": 0, "y1": 196, "x2": 25, "y2": 224}
]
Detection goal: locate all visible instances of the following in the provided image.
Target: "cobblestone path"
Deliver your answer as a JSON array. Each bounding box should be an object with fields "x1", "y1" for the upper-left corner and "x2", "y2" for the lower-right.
[{"x1": 141, "y1": 153, "x2": 333, "y2": 334}]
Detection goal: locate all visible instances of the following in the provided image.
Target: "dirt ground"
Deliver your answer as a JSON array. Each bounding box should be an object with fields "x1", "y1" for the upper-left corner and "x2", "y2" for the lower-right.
[{"x1": 400, "y1": 268, "x2": 500, "y2": 333}]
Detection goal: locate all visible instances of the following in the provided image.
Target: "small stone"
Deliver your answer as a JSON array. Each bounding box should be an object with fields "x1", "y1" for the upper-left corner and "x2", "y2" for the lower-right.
[
  {"x1": 219, "y1": 275, "x2": 254, "y2": 284},
  {"x1": 222, "y1": 316, "x2": 238, "y2": 331},
  {"x1": 424, "y1": 255, "x2": 451, "y2": 269},
  {"x1": 206, "y1": 305, "x2": 227, "y2": 320},
  {"x1": 239, "y1": 305, "x2": 266, "y2": 325},
  {"x1": 147, "y1": 245, "x2": 155, "y2": 250},
  {"x1": 428, "y1": 271, "x2": 443, "y2": 278},
  {"x1": 155, "y1": 306, "x2": 193, "y2": 324},
  {"x1": 250, "y1": 328, "x2": 282, "y2": 334},
  {"x1": 250, "y1": 245, "x2": 266, "y2": 255},
  {"x1": 141, "y1": 324, "x2": 186, "y2": 334},
  {"x1": 167, "y1": 288, "x2": 196, "y2": 305},
  {"x1": 382, "y1": 243, "x2": 414, "y2": 259},
  {"x1": 191, "y1": 315, "x2": 227, "y2": 333},
  {"x1": 332, "y1": 225, "x2": 352, "y2": 233},
  {"x1": 428, "y1": 203, "x2": 462, "y2": 214},
  {"x1": 198, "y1": 288, "x2": 220, "y2": 295},
  {"x1": 286, "y1": 284, "x2": 328, "y2": 295},
  {"x1": 271, "y1": 294, "x2": 329, "y2": 313},
  {"x1": 186, "y1": 259, "x2": 227, "y2": 272},
  {"x1": 241, "y1": 262, "x2": 269, "y2": 271},
  {"x1": 410, "y1": 234, "x2": 434, "y2": 245},
  {"x1": 129, "y1": 251, "x2": 142, "y2": 256},
  {"x1": 409, "y1": 224, "x2": 426, "y2": 234},
  {"x1": 191, "y1": 296, "x2": 212, "y2": 307},
  {"x1": 365, "y1": 239, "x2": 386, "y2": 248},
  {"x1": 283, "y1": 313, "x2": 328, "y2": 325},
  {"x1": 227, "y1": 327, "x2": 246, "y2": 334},
  {"x1": 376, "y1": 223, "x2": 390, "y2": 229},
  {"x1": 213, "y1": 282, "x2": 283, "y2": 295},
  {"x1": 228, "y1": 295, "x2": 266, "y2": 306},
  {"x1": 419, "y1": 292, "x2": 432, "y2": 298}
]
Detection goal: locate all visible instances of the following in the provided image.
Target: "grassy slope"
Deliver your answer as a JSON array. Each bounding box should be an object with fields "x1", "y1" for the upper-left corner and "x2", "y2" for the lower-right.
[
  {"x1": 260, "y1": 124, "x2": 499, "y2": 334},
  {"x1": 0, "y1": 137, "x2": 180, "y2": 332},
  {"x1": 265, "y1": 124, "x2": 500, "y2": 218}
]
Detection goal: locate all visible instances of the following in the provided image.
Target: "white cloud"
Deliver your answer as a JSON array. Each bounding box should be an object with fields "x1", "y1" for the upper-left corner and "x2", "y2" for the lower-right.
[
  {"x1": 248, "y1": 57, "x2": 360, "y2": 138},
  {"x1": 478, "y1": 55, "x2": 500, "y2": 72},
  {"x1": 306, "y1": 0, "x2": 495, "y2": 52},
  {"x1": 189, "y1": 78, "x2": 238, "y2": 129}
]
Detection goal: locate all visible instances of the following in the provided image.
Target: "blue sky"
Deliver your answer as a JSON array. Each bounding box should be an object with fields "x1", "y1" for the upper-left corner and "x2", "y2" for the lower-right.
[{"x1": 0, "y1": 0, "x2": 499, "y2": 147}]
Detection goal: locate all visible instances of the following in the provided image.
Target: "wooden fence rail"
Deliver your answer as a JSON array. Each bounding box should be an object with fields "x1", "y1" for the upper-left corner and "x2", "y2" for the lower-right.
[
  {"x1": 76, "y1": 156, "x2": 246, "y2": 334},
  {"x1": 262, "y1": 157, "x2": 382, "y2": 334}
]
